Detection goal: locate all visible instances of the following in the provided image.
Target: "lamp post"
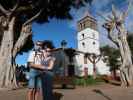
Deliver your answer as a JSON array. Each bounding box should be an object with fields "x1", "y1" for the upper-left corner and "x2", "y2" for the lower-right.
[
  {"x1": 61, "y1": 40, "x2": 67, "y2": 50},
  {"x1": 60, "y1": 40, "x2": 67, "y2": 76}
]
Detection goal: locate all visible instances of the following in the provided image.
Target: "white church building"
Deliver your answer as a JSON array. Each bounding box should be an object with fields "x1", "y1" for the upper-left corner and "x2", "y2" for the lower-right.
[{"x1": 74, "y1": 12, "x2": 110, "y2": 76}]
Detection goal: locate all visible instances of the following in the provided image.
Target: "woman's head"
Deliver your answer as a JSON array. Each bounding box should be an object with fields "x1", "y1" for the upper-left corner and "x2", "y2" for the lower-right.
[
  {"x1": 42, "y1": 40, "x2": 55, "y2": 57},
  {"x1": 43, "y1": 40, "x2": 55, "y2": 50}
]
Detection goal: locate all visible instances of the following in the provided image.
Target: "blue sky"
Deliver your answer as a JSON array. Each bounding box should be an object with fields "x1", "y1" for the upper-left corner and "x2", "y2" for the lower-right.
[
  {"x1": 16, "y1": 0, "x2": 133, "y2": 65},
  {"x1": 16, "y1": 19, "x2": 77, "y2": 65}
]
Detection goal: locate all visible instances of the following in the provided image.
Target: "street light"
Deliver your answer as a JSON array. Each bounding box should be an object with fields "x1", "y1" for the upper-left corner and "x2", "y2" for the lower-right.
[{"x1": 61, "y1": 40, "x2": 67, "y2": 50}]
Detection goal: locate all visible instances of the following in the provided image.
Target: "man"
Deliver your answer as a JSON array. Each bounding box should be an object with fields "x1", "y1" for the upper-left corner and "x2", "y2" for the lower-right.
[
  {"x1": 27, "y1": 41, "x2": 44, "y2": 100},
  {"x1": 27, "y1": 40, "x2": 56, "y2": 100}
]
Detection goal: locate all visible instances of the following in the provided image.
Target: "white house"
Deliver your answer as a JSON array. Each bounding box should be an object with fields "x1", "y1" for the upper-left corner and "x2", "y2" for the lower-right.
[{"x1": 75, "y1": 11, "x2": 110, "y2": 76}]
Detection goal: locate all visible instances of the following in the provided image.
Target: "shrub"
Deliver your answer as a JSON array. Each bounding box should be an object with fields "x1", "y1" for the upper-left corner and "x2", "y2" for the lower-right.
[{"x1": 74, "y1": 76, "x2": 104, "y2": 86}]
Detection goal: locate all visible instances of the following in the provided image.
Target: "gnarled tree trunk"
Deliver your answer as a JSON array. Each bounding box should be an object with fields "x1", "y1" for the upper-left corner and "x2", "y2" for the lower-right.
[
  {"x1": 116, "y1": 26, "x2": 133, "y2": 86},
  {"x1": 0, "y1": 1, "x2": 41, "y2": 89},
  {"x1": 103, "y1": 4, "x2": 133, "y2": 86},
  {"x1": 0, "y1": 17, "x2": 17, "y2": 89},
  {"x1": 0, "y1": 15, "x2": 32, "y2": 89}
]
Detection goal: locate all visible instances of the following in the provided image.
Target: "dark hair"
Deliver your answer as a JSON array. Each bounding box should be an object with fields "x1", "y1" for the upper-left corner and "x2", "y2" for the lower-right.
[{"x1": 43, "y1": 40, "x2": 55, "y2": 49}]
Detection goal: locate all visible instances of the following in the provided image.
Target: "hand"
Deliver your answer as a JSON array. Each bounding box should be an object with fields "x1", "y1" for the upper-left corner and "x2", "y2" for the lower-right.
[{"x1": 42, "y1": 67, "x2": 48, "y2": 71}]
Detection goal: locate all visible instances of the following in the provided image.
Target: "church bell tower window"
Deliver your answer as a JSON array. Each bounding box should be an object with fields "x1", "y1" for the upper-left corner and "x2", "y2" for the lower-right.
[
  {"x1": 82, "y1": 42, "x2": 85, "y2": 48},
  {"x1": 82, "y1": 34, "x2": 85, "y2": 39}
]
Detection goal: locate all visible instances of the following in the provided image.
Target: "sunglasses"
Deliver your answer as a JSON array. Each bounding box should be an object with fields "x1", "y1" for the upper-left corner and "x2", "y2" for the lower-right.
[{"x1": 36, "y1": 43, "x2": 43, "y2": 46}]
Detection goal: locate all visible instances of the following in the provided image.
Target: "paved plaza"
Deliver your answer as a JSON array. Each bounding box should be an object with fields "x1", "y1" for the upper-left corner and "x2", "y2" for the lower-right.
[{"x1": 0, "y1": 84, "x2": 133, "y2": 100}]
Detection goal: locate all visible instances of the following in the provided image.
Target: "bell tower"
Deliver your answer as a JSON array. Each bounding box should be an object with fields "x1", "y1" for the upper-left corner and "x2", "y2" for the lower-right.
[
  {"x1": 77, "y1": 11, "x2": 100, "y2": 55},
  {"x1": 75, "y1": 11, "x2": 110, "y2": 76}
]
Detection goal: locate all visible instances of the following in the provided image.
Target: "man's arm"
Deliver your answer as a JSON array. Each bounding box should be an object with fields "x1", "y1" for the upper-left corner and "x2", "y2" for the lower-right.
[
  {"x1": 27, "y1": 51, "x2": 44, "y2": 70},
  {"x1": 28, "y1": 62, "x2": 45, "y2": 70}
]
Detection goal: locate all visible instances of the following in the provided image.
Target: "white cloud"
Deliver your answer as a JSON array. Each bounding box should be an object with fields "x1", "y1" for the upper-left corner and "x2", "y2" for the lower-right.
[
  {"x1": 68, "y1": 5, "x2": 90, "y2": 30},
  {"x1": 92, "y1": 0, "x2": 111, "y2": 12}
]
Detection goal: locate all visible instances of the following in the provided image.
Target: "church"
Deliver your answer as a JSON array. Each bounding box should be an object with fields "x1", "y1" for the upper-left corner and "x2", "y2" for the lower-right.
[{"x1": 74, "y1": 11, "x2": 110, "y2": 76}]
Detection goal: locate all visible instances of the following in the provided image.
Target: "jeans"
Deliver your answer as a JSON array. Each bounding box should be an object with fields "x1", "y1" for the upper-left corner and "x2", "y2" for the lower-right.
[
  {"x1": 41, "y1": 71, "x2": 54, "y2": 100},
  {"x1": 28, "y1": 68, "x2": 41, "y2": 89}
]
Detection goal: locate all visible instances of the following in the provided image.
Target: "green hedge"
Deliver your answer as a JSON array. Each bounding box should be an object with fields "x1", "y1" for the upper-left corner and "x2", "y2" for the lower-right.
[{"x1": 73, "y1": 76, "x2": 104, "y2": 86}]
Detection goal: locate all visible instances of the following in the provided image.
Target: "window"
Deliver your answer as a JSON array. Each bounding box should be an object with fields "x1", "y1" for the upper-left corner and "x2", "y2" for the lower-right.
[
  {"x1": 82, "y1": 34, "x2": 85, "y2": 38},
  {"x1": 82, "y1": 42, "x2": 85, "y2": 48},
  {"x1": 80, "y1": 23, "x2": 82, "y2": 30},
  {"x1": 93, "y1": 41, "x2": 95, "y2": 45},
  {"x1": 83, "y1": 23, "x2": 86, "y2": 29}
]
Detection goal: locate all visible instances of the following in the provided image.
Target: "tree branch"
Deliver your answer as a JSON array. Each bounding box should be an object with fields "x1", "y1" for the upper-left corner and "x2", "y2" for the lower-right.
[
  {"x1": 0, "y1": 3, "x2": 10, "y2": 15},
  {"x1": 13, "y1": 24, "x2": 32, "y2": 57},
  {"x1": 103, "y1": 21, "x2": 119, "y2": 46},
  {"x1": 112, "y1": 4, "x2": 117, "y2": 20},
  {"x1": 10, "y1": 0, "x2": 20, "y2": 13},
  {"x1": 108, "y1": 31, "x2": 119, "y2": 46},
  {"x1": 23, "y1": 9, "x2": 42, "y2": 26},
  {"x1": 122, "y1": 1, "x2": 132, "y2": 20},
  {"x1": 13, "y1": 32, "x2": 31, "y2": 58},
  {"x1": 96, "y1": 12, "x2": 110, "y2": 22},
  {"x1": 96, "y1": 55, "x2": 101, "y2": 63},
  {"x1": 107, "y1": 15, "x2": 114, "y2": 21},
  {"x1": 0, "y1": 1, "x2": 19, "y2": 17},
  {"x1": 87, "y1": 56, "x2": 93, "y2": 63}
]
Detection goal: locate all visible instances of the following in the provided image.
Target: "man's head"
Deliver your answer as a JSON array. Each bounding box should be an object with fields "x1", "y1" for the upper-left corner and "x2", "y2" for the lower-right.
[{"x1": 34, "y1": 41, "x2": 43, "y2": 51}]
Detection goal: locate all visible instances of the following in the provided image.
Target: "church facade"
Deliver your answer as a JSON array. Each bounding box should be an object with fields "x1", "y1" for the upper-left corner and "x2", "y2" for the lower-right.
[{"x1": 75, "y1": 12, "x2": 110, "y2": 76}]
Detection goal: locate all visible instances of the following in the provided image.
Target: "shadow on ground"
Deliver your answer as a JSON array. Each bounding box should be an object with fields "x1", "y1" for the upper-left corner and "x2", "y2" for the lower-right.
[
  {"x1": 53, "y1": 92, "x2": 64, "y2": 100},
  {"x1": 54, "y1": 84, "x2": 75, "y2": 89},
  {"x1": 92, "y1": 89, "x2": 112, "y2": 100}
]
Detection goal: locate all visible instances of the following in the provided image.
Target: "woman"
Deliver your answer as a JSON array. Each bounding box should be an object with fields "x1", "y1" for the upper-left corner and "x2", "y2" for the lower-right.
[{"x1": 41, "y1": 40, "x2": 56, "y2": 100}]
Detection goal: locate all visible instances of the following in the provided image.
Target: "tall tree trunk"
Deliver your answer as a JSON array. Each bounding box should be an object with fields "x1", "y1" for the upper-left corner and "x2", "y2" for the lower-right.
[
  {"x1": 102, "y1": 4, "x2": 133, "y2": 87},
  {"x1": 0, "y1": 17, "x2": 32, "y2": 89},
  {"x1": 0, "y1": 17, "x2": 18, "y2": 89},
  {"x1": 117, "y1": 32, "x2": 133, "y2": 86},
  {"x1": 0, "y1": 16, "x2": 32, "y2": 89},
  {"x1": 13, "y1": 24, "x2": 32, "y2": 58}
]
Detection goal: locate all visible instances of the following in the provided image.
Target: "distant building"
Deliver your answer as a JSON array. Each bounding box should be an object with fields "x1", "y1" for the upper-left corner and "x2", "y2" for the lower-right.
[{"x1": 75, "y1": 11, "x2": 110, "y2": 76}]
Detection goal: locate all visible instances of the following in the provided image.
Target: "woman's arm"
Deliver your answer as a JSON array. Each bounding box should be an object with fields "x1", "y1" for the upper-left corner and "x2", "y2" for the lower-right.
[
  {"x1": 42, "y1": 58, "x2": 55, "y2": 70},
  {"x1": 46, "y1": 59, "x2": 55, "y2": 70},
  {"x1": 29, "y1": 57, "x2": 55, "y2": 71}
]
